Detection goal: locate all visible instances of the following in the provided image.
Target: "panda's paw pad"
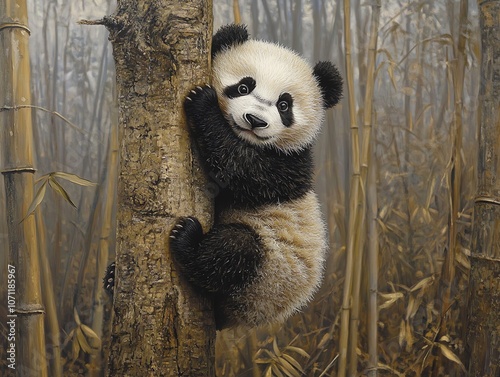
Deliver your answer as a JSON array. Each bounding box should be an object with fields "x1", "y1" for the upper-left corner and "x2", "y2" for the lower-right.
[
  {"x1": 169, "y1": 216, "x2": 203, "y2": 254},
  {"x1": 184, "y1": 85, "x2": 217, "y2": 110},
  {"x1": 103, "y1": 262, "x2": 115, "y2": 296}
]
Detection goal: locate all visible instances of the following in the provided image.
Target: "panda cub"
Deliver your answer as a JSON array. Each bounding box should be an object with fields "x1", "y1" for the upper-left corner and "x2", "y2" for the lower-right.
[{"x1": 170, "y1": 24, "x2": 342, "y2": 330}]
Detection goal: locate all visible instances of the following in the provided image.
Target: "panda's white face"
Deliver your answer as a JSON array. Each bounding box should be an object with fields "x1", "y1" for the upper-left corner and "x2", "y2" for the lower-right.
[{"x1": 212, "y1": 40, "x2": 325, "y2": 153}]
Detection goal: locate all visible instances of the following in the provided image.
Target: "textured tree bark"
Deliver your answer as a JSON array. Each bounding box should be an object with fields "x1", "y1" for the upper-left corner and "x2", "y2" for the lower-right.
[
  {"x1": 465, "y1": 1, "x2": 500, "y2": 376},
  {"x1": 97, "y1": 1, "x2": 215, "y2": 375}
]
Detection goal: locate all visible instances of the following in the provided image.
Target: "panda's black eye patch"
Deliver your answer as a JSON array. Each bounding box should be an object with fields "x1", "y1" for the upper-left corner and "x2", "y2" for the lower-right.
[
  {"x1": 224, "y1": 77, "x2": 256, "y2": 99},
  {"x1": 277, "y1": 93, "x2": 294, "y2": 127}
]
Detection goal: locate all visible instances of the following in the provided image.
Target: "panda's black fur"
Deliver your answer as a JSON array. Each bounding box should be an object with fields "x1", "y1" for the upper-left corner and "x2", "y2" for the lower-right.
[{"x1": 170, "y1": 24, "x2": 342, "y2": 329}]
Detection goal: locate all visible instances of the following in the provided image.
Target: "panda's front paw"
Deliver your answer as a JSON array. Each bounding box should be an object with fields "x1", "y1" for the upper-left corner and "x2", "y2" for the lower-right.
[
  {"x1": 169, "y1": 217, "x2": 204, "y2": 264},
  {"x1": 183, "y1": 85, "x2": 218, "y2": 116}
]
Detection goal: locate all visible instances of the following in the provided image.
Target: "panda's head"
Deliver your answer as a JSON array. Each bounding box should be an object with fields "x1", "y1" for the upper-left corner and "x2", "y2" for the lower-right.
[{"x1": 211, "y1": 24, "x2": 342, "y2": 153}]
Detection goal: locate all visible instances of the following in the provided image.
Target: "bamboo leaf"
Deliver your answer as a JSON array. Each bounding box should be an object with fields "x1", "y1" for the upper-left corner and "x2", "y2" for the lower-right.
[
  {"x1": 282, "y1": 353, "x2": 304, "y2": 373},
  {"x1": 277, "y1": 356, "x2": 301, "y2": 377},
  {"x1": 81, "y1": 324, "x2": 102, "y2": 349},
  {"x1": 271, "y1": 364, "x2": 285, "y2": 377},
  {"x1": 76, "y1": 327, "x2": 97, "y2": 354},
  {"x1": 410, "y1": 275, "x2": 435, "y2": 293},
  {"x1": 456, "y1": 249, "x2": 471, "y2": 270},
  {"x1": 71, "y1": 337, "x2": 80, "y2": 360},
  {"x1": 439, "y1": 335, "x2": 451, "y2": 343},
  {"x1": 285, "y1": 345, "x2": 310, "y2": 358},
  {"x1": 62, "y1": 329, "x2": 75, "y2": 349},
  {"x1": 264, "y1": 365, "x2": 273, "y2": 377},
  {"x1": 422, "y1": 208, "x2": 432, "y2": 223},
  {"x1": 272, "y1": 338, "x2": 281, "y2": 357},
  {"x1": 405, "y1": 321, "x2": 414, "y2": 350},
  {"x1": 48, "y1": 177, "x2": 76, "y2": 208},
  {"x1": 406, "y1": 295, "x2": 422, "y2": 321},
  {"x1": 22, "y1": 180, "x2": 47, "y2": 221},
  {"x1": 379, "y1": 292, "x2": 404, "y2": 310},
  {"x1": 425, "y1": 176, "x2": 436, "y2": 209},
  {"x1": 256, "y1": 348, "x2": 276, "y2": 360},
  {"x1": 398, "y1": 319, "x2": 406, "y2": 347},
  {"x1": 73, "y1": 307, "x2": 81, "y2": 326},
  {"x1": 438, "y1": 343, "x2": 466, "y2": 371},
  {"x1": 377, "y1": 362, "x2": 405, "y2": 377},
  {"x1": 52, "y1": 171, "x2": 97, "y2": 187},
  {"x1": 35, "y1": 173, "x2": 50, "y2": 184}
]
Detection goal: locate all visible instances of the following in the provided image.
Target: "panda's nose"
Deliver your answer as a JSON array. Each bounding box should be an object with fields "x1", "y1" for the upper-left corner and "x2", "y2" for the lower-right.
[{"x1": 244, "y1": 113, "x2": 268, "y2": 129}]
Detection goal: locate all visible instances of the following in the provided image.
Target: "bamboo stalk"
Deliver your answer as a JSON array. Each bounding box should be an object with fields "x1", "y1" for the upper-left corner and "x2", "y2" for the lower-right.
[
  {"x1": 0, "y1": 1, "x2": 48, "y2": 375},
  {"x1": 367, "y1": 143, "x2": 379, "y2": 377},
  {"x1": 439, "y1": 0, "x2": 468, "y2": 333},
  {"x1": 233, "y1": 0, "x2": 241, "y2": 24},
  {"x1": 362, "y1": 0, "x2": 381, "y2": 372},
  {"x1": 402, "y1": 12, "x2": 414, "y2": 259},
  {"x1": 348, "y1": 1, "x2": 381, "y2": 375},
  {"x1": 347, "y1": 218, "x2": 365, "y2": 377},
  {"x1": 337, "y1": 0, "x2": 360, "y2": 375},
  {"x1": 36, "y1": 210, "x2": 63, "y2": 377}
]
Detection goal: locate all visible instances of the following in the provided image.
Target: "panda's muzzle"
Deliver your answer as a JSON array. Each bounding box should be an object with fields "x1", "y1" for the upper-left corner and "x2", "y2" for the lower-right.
[{"x1": 244, "y1": 113, "x2": 269, "y2": 129}]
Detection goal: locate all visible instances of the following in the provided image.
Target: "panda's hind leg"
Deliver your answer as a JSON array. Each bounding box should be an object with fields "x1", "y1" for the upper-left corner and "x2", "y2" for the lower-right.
[{"x1": 169, "y1": 219, "x2": 264, "y2": 295}]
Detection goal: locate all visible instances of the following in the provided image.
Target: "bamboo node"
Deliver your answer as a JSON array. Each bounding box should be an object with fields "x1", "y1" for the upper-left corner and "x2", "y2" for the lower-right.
[
  {"x1": 0, "y1": 22, "x2": 31, "y2": 35},
  {"x1": 1, "y1": 166, "x2": 36, "y2": 175},
  {"x1": 12, "y1": 305, "x2": 45, "y2": 316}
]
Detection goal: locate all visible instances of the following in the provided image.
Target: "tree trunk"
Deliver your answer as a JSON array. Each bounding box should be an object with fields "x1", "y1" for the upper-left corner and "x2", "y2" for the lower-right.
[
  {"x1": 465, "y1": 1, "x2": 500, "y2": 376},
  {"x1": 91, "y1": 1, "x2": 215, "y2": 376},
  {"x1": 0, "y1": 1, "x2": 48, "y2": 376}
]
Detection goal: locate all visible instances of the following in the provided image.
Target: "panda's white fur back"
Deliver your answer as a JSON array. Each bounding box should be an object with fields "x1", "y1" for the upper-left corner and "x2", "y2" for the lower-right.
[{"x1": 219, "y1": 190, "x2": 327, "y2": 326}]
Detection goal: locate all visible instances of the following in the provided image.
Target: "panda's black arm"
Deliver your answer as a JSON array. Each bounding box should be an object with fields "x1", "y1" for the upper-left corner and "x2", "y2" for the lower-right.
[{"x1": 183, "y1": 86, "x2": 242, "y2": 175}]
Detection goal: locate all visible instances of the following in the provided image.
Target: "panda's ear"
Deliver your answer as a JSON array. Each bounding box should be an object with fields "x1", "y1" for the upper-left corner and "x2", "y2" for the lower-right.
[
  {"x1": 211, "y1": 24, "x2": 249, "y2": 59},
  {"x1": 313, "y1": 61, "x2": 343, "y2": 109}
]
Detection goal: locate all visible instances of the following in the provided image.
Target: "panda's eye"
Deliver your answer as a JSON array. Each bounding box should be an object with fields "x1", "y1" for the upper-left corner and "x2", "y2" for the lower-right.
[
  {"x1": 278, "y1": 101, "x2": 289, "y2": 112},
  {"x1": 238, "y1": 84, "x2": 249, "y2": 95},
  {"x1": 224, "y1": 77, "x2": 256, "y2": 99}
]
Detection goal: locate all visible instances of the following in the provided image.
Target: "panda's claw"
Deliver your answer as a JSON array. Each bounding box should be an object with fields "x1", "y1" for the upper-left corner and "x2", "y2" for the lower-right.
[
  {"x1": 103, "y1": 262, "x2": 116, "y2": 296},
  {"x1": 184, "y1": 85, "x2": 218, "y2": 116},
  {"x1": 169, "y1": 217, "x2": 204, "y2": 262}
]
